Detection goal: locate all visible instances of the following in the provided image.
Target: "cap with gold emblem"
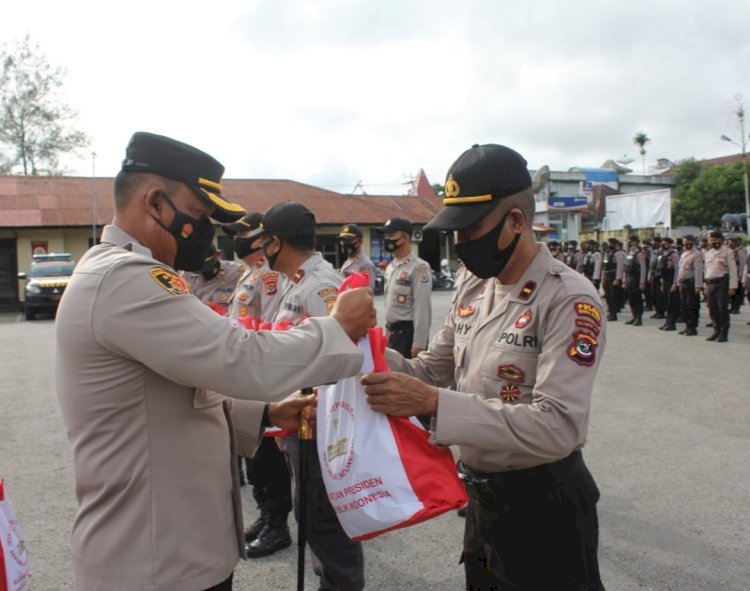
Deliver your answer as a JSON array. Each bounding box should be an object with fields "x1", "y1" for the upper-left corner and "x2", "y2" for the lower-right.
[
  {"x1": 425, "y1": 143, "x2": 532, "y2": 231},
  {"x1": 121, "y1": 131, "x2": 246, "y2": 223},
  {"x1": 221, "y1": 212, "x2": 264, "y2": 236},
  {"x1": 337, "y1": 223, "x2": 363, "y2": 240}
]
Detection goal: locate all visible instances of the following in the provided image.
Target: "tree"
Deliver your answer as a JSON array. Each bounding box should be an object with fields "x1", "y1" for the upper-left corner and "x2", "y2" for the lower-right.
[
  {"x1": 672, "y1": 158, "x2": 746, "y2": 226},
  {"x1": 0, "y1": 35, "x2": 89, "y2": 175},
  {"x1": 633, "y1": 131, "x2": 650, "y2": 175}
]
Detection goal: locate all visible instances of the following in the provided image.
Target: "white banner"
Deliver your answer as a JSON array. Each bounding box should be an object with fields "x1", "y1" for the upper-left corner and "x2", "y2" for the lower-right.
[{"x1": 604, "y1": 189, "x2": 671, "y2": 231}]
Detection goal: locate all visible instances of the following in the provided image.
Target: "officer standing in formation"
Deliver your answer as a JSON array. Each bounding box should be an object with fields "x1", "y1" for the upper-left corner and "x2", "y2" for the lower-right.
[
  {"x1": 222, "y1": 212, "x2": 294, "y2": 558},
  {"x1": 581, "y1": 239, "x2": 602, "y2": 290},
  {"x1": 245, "y1": 201, "x2": 366, "y2": 591},
  {"x1": 337, "y1": 222, "x2": 377, "y2": 291},
  {"x1": 671, "y1": 234, "x2": 703, "y2": 335},
  {"x1": 382, "y1": 217, "x2": 433, "y2": 358},
  {"x1": 728, "y1": 236, "x2": 746, "y2": 314},
  {"x1": 623, "y1": 235, "x2": 647, "y2": 325},
  {"x1": 648, "y1": 237, "x2": 664, "y2": 319},
  {"x1": 601, "y1": 237, "x2": 625, "y2": 321},
  {"x1": 703, "y1": 231, "x2": 737, "y2": 342},
  {"x1": 363, "y1": 143, "x2": 606, "y2": 590},
  {"x1": 55, "y1": 132, "x2": 375, "y2": 591},
  {"x1": 657, "y1": 237, "x2": 681, "y2": 331},
  {"x1": 182, "y1": 243, "x2": 243, "y2": 315},
  {"x1": 640, "y1": 239, "x2": 654, "y2": 312},
  {"x1": 547, "y1": 240, "x2": 565, "y2": 262},
  {"x1": 564, "y1": 239, "x2": 583, "y2": 271}
]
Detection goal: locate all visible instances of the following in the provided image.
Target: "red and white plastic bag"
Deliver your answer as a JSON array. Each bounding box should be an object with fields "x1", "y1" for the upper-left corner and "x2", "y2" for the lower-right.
[
  {"x1": 0, "y1": 480, "x2": 28, "y2": 591},
  {"x1": 316, "y1": 326, "x2": 467, "y2": 541}
]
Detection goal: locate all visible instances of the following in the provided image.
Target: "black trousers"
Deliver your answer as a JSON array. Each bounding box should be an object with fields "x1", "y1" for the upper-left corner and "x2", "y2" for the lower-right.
[
  {"x1": 679, "y1": 280, "x2": 699, "y2": 330},
  {"x1": 461, "y1": 452, "x2": 604, "y2": 591},
  {"x1": 246, "y1": 436, "x2": 293, "y2": 518},
  {"x1": 203, "y1": 572, "x2": 233, "y2": 591},
  {"x1": 386, "y1": 321, "x2": 414, "y2": 358},
  {"x1": 601, "y1": 271, "x2": 616, "y2": 315},
  {"x1": 730, "y1": 282, "x2": 744, "y2": 312},
  {"x1": 650, "y1": 274, "x2": 664, "y2": 313},
  {"x1": 706, "y1": 276, "x2": 730, "y2": 333},
  {"x1": 662, "y1": 277, "x2": 680, "y2": 325},
  {"x1": 626, "y1": 277, "x2": 643, "y2": 316}
]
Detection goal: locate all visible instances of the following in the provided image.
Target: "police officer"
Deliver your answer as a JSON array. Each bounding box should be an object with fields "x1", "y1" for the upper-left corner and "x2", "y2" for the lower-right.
[
  {"x1": 222, "y1": 212, "x2": 293, "y2": 558},
  {"x1": 658, "y1": 237, "x2": 681, "y2": 331},
  {"x1": 727, "y1": 236, "x2": 746, "y2": 314},
  {"x1": 602, "y1": 237, "x2": 624, "y2": 321},
  {"x1": 703, "y1": 231, "x2": 737, "y2": 342},
  {"x1": 672, "y1": 234, "x2": 703, "y2": 335},
  {"x1": 547, "y1": 240, "x2": 565, "y2": 262},
  {"x1": 381, "y1": 217, "x2": 432, "y2": 358},
  {"x1": 55, "y1": 132, "x2": 375, "y2": 591},
  {"x1": 182, "y1": 243, "x2": 244, "y2": 314},
  {"x1": 648, "y1": 236, "x2": 665, "y2": 319},
  {"x1": 337, "y1": 223, "x2": 377, "y2": 292},
  {"x1": 581, "y1": 239, "x2": 602, "y2": 291},
  {"x1": 641, "y1": 239, "x2": 654, "y2": 312},
  {"x1": 363, "y1": 143, "x2": 606, "y2": 590},
  {"x1": 246, "y1": 201, "x2": 365, "y2": 591},
  {"x1": 564, "y1": 239, "x2": 583, "y2": 271},
  {"x1": 623, "y1": 235, "x2": 647, "y2": 325}
]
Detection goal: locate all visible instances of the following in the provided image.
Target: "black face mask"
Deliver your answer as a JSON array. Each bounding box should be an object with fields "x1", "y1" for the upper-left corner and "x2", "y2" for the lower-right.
[
  {"x1": 383, "y1": 237, "x2": 404, "y2": 252},
  {"x1": 234, "y1": 237, "x2": 261, "y2": 260},
  {"x1": 262, "y1": 236, "x2": 282, "y2": 270},
  {"x1": 711, "y1": 242, "x2": 721, "y2": 249},
  {"x1": 152, "y1": 193, "x2": 216, "y2": 272},
  {"x1": 339, "y1": 242, "x2": 358, "y2": 257},
  {"x1": 201, "y1": 256, "x2": 221, "y2": 280},
  {"x1": 455, "y1": 213, "x2": 520, "y2": 279}
]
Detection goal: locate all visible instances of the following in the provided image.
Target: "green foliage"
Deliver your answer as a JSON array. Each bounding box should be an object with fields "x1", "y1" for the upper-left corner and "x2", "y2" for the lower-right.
[
  {"x1": 672, "y1": 158, "x2": 747, "y2": 226},
  {"x1": 633, "y1": 131, "x2": 650, "y2": 155},
  {"x1": 0, "y1": 35, "x2": 89, "y2": 175},
  {"x1": 431, "y1": 182, "x2": 444, "y2": 196}
]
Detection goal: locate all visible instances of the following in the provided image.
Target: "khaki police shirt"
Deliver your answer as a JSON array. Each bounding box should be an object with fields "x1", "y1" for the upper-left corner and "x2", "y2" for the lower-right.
[
  {"x1": 54, "y1": 225, "x2": 363, "y2": 591},
  {"x1": 676, "y1": 247, "x2": 704, "y2": 288},
  {"x1": 275, "y1": 252, "x2": 342, "y2": 325},
  {"x1": 386, "y1": 244, "x2": 606, "y2": 473},
  {"x1": 340, "y1": 252, "x2": 377, "y2": 292},
  {"x1": 704, "y1": 245, "x2": 738, "y2": 286},
  {"x1": 384, "y1": 254, "x2": 432, "y2": 348},
  {"x1": 227, "y1": 261, "x2": 284, "y2": 323},
  {"x1": 733, "y1": 247, "x2": 747, "y2": 286},
  {"x1": 183, "y1": 259, "x2": 243, "y2": 309}
]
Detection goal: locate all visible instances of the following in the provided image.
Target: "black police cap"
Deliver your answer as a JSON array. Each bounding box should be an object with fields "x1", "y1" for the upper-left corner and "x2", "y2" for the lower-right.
[
  {"x1": 246, "y1": 201, "x2": 316, "y2": 240},
  {"x1": 424, "y1": 144, "x2": 532, "y2": 231},
  {"x1": 121, "y1": 131, "x2": 245, "y2": 223},
  {"x1": 709, "y1": 230, "x2": 724, "y2": 239},
  {"x1": 338, "y1": 223, "x2": 364, "y2": 240},
  {"x1": 222, "y1": 212, "x2": 264, "y2": 236},
  {"x1": 378, "y1": 218, "x2": 413, "y2": 235}
]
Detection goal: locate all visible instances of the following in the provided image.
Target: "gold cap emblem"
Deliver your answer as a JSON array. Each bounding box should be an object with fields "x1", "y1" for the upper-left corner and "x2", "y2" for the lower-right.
[{"x1": 445, "y1": 175, "x2": 460, "y2": 198}]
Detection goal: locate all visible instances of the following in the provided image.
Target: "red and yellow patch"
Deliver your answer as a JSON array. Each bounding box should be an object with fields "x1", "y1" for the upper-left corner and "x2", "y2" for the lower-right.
[
  {"x1": 515, "y1": 309, "x2": 532, "y2": 329},
  {"x1": 574, "y1": 302, "x2": 601, "y2": 325},
  {"x1": 457, "y1": 304, "x2": 476, "y2": 318},
  {"x1": 318, "y1": 287, "x2": 338, "y2": 313},
  {"x1": 517, "y1": 281, "x2": 537, "y2": 301},
  {"x1": 501, "y1": 384, "x2": 520, "y2": 402},
  {"x1": 150, "y1": 267, "x2": 189, "y2": 295},
  {"x1": 497, "y1": 364, "x2": 525, "y2": 383},
  {"x1": 292, "y1": 269, "x2": 305, "y2": 284},
  {"x1": 179, "y1": 223, "x2": 194, "y2": 239},
  {"x1": 567, "y1": 332, "x2": 598, "y2": 366},
  {"x1": 263, "y1": 272, "x2": 279, "y2": 295},
  {"x1": 575, "y1": 318, "x2": 600, "y2": 335}
]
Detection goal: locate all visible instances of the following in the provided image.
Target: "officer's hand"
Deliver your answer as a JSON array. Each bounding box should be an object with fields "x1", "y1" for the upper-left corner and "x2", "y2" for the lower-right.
[
  {"x1": 729, "y1": 288, "x2": 736, "y2": 297},
  {"x1": 639, "y1": 282, "x2": 646, "y2": 292},
  {"x1": 361, "y1": 372, "x2": 438, "y2": 417},
  {"x1": 410, "y1": 347, "x2": 425, "y2": 358},
  {"x1": 697, "y1": 288, "x2": 703, "y2": 295},
  {"x1": 614, "y1": 279, "x2": 621, "y2": 286},
  {"x1": 671, "y1": 285, "x2": 677, "y2": 292},
  {"x1": 332, "y1": 287, "x2": 376, "y2": 340},
  {"x1": 268, "y1": 391, "x2": 318, "y2": 431}
]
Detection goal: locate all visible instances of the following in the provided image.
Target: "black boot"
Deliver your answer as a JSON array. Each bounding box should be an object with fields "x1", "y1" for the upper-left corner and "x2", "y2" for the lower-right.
[
  {"x1": 633, "y1": 314, "x2": 642, "y2": 326},
  {"x1": 716, "y1": 329, "x2": 728, "y2": 343},
  {"x1": 245, "y1": 516, "x2": 292, "y2": 558},
  {"x1": 625, "y1": 316, "x2": 636, "y2": 325},
  {"x1": 607, "y1": 312, "x2": 617, "y2": 321},
  {"x1": 706, "y1": 330, "x2": 720, "y2": 341},
  {"x1": 244, "y1": 507, "x2": 269, "y2": 543}
]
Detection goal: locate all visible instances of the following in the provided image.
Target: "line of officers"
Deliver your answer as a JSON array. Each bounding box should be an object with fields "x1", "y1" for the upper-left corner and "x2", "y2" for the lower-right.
[
  {"x1": 181, "y1": 207, "x2": 432, "y2": 590},
  {"x1": 547, "y1": 231, "x2": 747, "y2": 342}
]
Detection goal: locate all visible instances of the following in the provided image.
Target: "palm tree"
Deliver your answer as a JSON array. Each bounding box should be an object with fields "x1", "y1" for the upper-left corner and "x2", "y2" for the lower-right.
[{"x1": 633, "y1": 132, "x2": 650, "y2": 175}]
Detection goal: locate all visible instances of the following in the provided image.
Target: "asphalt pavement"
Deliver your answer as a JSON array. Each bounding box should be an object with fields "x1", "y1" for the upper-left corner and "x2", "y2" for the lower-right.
[{"x1": 1, "y1": 290, "x2": 749, "y2": 590}]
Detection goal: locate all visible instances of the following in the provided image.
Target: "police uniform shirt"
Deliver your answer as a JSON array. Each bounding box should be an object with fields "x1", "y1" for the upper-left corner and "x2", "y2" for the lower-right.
[
  {"x1": 55, "y1": 225, "x2": 364, "y2": 591},
  {"x1": 624, "y1": 246, "x2": 647, "y2": 283},
  {"x1": 384, "y1": 254, "x2": 432, "y2": 348},
  {"x1": 386, "y1": 244, "x2": 606, "y2": 473},
  {"x1": 183, "y1": 259, "x2": 244, "y2": 308},
  {"x1": 340, "y1": 252, "x2": 377, "y2": 292},
  {"x1": 733, "y1": 246, "x2": 747, "y2": 285},
  {"x1": 275, "y1": 252, "x2": 341, "y2": 326},
  {"x1": 676, "y1": 248, "x2": 704, "y2": 288},
  {"x1": 704, "y1": 245, "x2": 738, "y2": 285},
  {"x1": 591, "y1": 250, "x2": 602, "y2": 281},
  {"x1": 227, "y1": 261, "x2": 284, "y2": 323}
]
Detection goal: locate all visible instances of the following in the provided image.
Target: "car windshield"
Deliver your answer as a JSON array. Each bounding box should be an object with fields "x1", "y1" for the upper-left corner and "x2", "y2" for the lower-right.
[{"x1": 28, "y1": 262, "x2": 75, "y2": 278}]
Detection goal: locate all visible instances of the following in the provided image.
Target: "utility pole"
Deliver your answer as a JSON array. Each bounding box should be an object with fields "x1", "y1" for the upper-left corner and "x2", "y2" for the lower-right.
[{"x1": 720, "y1": 94, "x2": 750, "y2": 226}]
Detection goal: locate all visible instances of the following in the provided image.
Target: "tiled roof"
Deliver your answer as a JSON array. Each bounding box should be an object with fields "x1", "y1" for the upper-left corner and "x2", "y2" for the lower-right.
[{"x1": 0, "y1": 176, "x2": 443, "y2": 228}]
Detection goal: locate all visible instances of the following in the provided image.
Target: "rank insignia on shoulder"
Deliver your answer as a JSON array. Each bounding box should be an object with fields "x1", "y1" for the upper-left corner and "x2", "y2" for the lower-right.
[
  {"x1": 292, "y1": 269, "x2": 305, "y2": 283},
  {"x1": 574, "y1": 301, "x2": 601, "y2": 325},
  {"x1": 501, "y1": 384, "x2": 520, "y2": 402},
  {"x1": 575, "y1": 318, "x2": 600, "y2": 335},
  {"x1": 518, "y1": 281, "x2": 536, "y2": 301},
  {"x1": 515, "y1": 309, "x2": 532, "y2": 328},
  {"x1": 457, "y1": 304, "x2": 476, "y2": 318},
  {"x1": 497, "y1": 364, "x2": 525, "y2": 383},
  {"x1": 150, "y1": 267, "x2": 190, "y2": 295},
  {"x1": 567, "y1": 331, "x2": 598, "y2": 366}
]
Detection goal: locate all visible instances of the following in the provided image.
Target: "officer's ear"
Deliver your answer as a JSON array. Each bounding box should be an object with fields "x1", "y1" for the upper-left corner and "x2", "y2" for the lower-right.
[{"x1": 507, "y1": 208, "x2": 526, "y2": 233}]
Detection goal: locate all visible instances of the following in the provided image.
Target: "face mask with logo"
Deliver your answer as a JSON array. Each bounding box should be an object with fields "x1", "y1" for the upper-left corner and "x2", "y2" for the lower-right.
[
  {"x1": 152, "y1": 193, "x2": 216, "y2": 272},
  {"x1": 234, "y1": 237, "x2": 261, "y2": 260},
  {"x1": 339, "y1": 241, "x2": 358, "y2": 257},
  {"x1": 455, "y1": 213, "x2": 520, "y2": 279},
  {"x1": 262, "y1": 236, "x2": 282, "y2": 270},
  {"x1": 383, "y1": 237, "x2": 404, "y2": 253}
]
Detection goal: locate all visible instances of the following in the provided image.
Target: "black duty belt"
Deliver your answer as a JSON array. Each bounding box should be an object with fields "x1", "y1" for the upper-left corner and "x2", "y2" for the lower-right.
[
  {"x1": 458, "y1": 451, "x2": 584, "y2": 503},
  {"x1": 705, "y1": 276, "x2": 728, "y2": 285},
  {"x1": 386, "y1": 320, "x2": 414, "y2": 331}
]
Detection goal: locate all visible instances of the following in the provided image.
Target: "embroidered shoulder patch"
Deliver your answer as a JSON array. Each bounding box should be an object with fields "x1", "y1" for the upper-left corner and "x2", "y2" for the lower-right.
[
  {"x1": 262, "y1": 272, "x2": 279, "y2": 295},
  {"x1": 567, "y1": 332, "x2": 598, "y2": 366},
  {"x1": 574, "y1": 301, "x2": 601, "y2": 325},
  {"x1": 515, "y1": 309, "x2": 532, "y2": 328},
  {"x1": 518, "y1": 281, "x2": 537, "y2": 301},
  {"x1": 497, "y1": 364, "x2": 525, "y2": 383},
  {"x1": 575, "y1": 318, "x2": 600, "y2": 335},
  {"x1": 150, "y1": 267, "x2": 190, "y2": 295}
]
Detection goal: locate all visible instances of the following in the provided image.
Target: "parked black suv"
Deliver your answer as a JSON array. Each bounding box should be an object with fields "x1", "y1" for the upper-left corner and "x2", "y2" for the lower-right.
[{"x1": 18, "y1": 253, "x2": 76, "y2": 320}]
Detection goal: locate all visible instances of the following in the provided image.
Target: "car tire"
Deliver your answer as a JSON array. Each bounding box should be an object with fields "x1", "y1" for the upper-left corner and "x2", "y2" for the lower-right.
[{"x1": 25, "y1": 306, "x2": 35, "y2": 321}]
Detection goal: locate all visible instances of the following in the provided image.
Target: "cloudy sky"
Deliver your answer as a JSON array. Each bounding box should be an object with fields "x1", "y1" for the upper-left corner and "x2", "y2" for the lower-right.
[{"x1": 4, "y1": 0, "x2": 750, "y2": 193}]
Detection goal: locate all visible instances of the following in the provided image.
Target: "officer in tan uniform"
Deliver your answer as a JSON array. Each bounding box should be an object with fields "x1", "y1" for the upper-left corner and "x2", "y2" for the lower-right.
[
  {"x1": 223, "y1": 212, "x2": 291, "y2": 556},
  {"x1": 337, "y1": 223, "x2": 377, "y2": 292},
  {"x1": 727, "y1": 236, "x2": 746, "y2": 314},
  {"x1": 381, "y1": 217, "x2": 432, "y2": 358},
  {"x1": 363, "y1": 143, "x2": 606, "y2": 590},
  {"x1": 703, "y1": 231, "x2": 737, "y2": 342},
  {"x1": 183, "y1": 243, "x2": 244, "y2": 315},
  {"x1": 623, "y1": 235, "x2": 648, "y2": 325},
  {"x1": 672, "y1": 234, "x2": 703, "y2": 335},
  {"x1": 246, "y1": 201, "x2": 365, "y2": 591},
  {"x1": 54, "y1": 132, "x2": 375, "y2": 591}
]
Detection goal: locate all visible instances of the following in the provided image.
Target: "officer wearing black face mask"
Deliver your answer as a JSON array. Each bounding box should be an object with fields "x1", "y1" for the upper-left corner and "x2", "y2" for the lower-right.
[
  {"x1": 337, "y1": 223, "x2": 377, "y2": 292},
  {"x1": 361, "y1": 143, "x2": 607, "y2": 591},
  {"x1": 182, "y1": 243, "x2": 243, "y2": 315}
]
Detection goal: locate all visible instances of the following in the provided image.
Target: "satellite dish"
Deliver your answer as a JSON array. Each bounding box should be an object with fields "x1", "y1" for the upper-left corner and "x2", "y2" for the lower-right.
[{"x1": 617, "y1": 157, "x2": 634, "y2": 165}]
